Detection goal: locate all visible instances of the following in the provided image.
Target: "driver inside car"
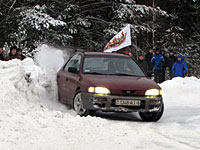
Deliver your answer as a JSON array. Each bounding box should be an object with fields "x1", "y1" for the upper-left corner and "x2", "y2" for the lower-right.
[{"x1": 112, "y1": 59, "x2": 132, "y2": 74}]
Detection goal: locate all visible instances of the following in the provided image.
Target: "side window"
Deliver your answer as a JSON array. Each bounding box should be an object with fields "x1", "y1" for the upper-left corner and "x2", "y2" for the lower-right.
[{"x1": 64, "y1": 54, "x2": 81, "y2": 72}]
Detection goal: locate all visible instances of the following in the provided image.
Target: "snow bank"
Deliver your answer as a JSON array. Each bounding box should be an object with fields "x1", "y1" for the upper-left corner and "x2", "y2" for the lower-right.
[
  {"x1": 0, "y1": 57, "x2": 66, "y2": 112},
  {"x1": 159, "y1": 77, "x2": 200, "y2": 149},
  {"x1": 0, "y1": 45, "x2": 200, "y2": 150},
  {"x1": 160, "y1": 77, "x2": 200, "y2": 107},
  {"x1": 0, "y1": 45, "x2": 75, "y2": 149}
]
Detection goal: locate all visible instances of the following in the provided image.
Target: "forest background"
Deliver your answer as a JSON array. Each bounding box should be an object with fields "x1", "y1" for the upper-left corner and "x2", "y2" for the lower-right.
[{"x1": 0, "y1": 0, "x2": 199, "y2": 76}]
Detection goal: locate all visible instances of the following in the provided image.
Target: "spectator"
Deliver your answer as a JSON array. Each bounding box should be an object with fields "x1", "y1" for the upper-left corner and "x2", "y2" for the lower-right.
[
  {"x1": 0, "y1": 45, "x2": 5, "y2": 61},
  {"x1": 167, "y1": 50, "x2": 177, "y2": 79},
  {"x1": 172, "y1": 55, "x2": 188, "y2": 77},
  {"x1": 5, "y1": 46, "x2": 22, "y2": 61},
  {"x1": 124, "y1": 50, "x2": 132, "y2": 57},
  {"x1": 151, "y1": 49, "x2": 164, "y2": 83},
  {"x1": 137, "y1": 55, "x2": 147, "y2": 74},
  {"x1": 17, "y1": 48, "x2": 26, "y2": 60},
  {"x1": 145, "y1": 49, "x2": 154, "y2": 77},
  {"x1": 161, "y1": 50, "x2": 168, "y2": 82}
]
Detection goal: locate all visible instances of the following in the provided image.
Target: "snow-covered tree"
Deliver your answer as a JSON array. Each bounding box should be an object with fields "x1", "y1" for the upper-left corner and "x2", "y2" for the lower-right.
[
  {"x1": 19, "y1": 4, "x2": 73, "y2": 47},
  {"x1": 103, "y1": 0, "x2": 168, "y2": 56},
  {"x1": 0, "y1": 0, "x2": 200, "y2": 76},
  {"x1": 158, "y1": 26, "x2": 184, "y2": 52}
]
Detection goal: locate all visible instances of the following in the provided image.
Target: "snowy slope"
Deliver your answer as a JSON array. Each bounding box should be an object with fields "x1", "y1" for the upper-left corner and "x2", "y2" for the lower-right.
[{"x1": 0, "y1": 45, "x2": 200, "y2": 150}]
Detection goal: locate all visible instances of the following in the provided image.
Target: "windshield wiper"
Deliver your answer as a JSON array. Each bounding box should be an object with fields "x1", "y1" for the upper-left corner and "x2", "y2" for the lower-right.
[
  {"x1": 109, "y1": 73, "x2": 137, "y2": 76},
  {"x1": 84, "y1": 72, "x2": 104, "y2": 75},
  {"x1": 84, "y1": 72, "x2": 140, "y2": 76}
]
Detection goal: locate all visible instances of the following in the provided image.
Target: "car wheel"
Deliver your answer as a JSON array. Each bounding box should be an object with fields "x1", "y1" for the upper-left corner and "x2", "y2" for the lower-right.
[
  {"x1": 139, "y1": 102, "x2": 164, "y2": 122},
  {"x1": 73, "y1": 92, "x2": 89, "y2": 117}
]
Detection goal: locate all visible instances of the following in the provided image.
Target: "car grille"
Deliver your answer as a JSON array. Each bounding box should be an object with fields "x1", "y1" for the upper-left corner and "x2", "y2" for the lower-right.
[
  {"x1": 121, "y1": 90, "x2": 136, "y2": 94},
  {"x1": 110, "y1": 89, "x2": 145, "y2": 96}
]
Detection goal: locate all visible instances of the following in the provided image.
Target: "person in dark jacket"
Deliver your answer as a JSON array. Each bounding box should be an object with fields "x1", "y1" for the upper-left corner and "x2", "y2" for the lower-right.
[
  {"x1": 151, "y1": 49, "x2": 164, "y2": 83},
  {"x1": 137, "y1": 55, "x2": 148, "y2": 74},
  {"x1": 167, "y1": 50, "x2": 177, "y2": 79},
  {"x1": 5, "y1": 46, "x2": 22, "y2": 61},
  {"x1": 0, "y1": 46, "x2": 5, "y2": 61},
  {"x1": 17, "y1": 48, "x2": 26, "y2": 60},
  {"x1": 172, "y1": 55, "x2": 188, "y2": 77},
  {"x1": 145, "y1": 49, "x2": 154, "y2": 77},
  {"x1": 161, "y1": 50, "x2": 168, "y2": 82}
]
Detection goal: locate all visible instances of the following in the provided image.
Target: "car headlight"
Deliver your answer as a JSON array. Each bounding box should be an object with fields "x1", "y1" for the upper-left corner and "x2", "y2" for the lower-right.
[
  {"x1": 145, "y1": 89, "x2": 162, "y2": 96},
  {"x1": 88, "y1": 87, "x2": 111, "y2": 94}
]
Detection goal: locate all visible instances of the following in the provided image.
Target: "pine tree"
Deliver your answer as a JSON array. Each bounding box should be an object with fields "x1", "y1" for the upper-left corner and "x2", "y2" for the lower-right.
[
  {"x1": 0, "y1": 0, "x2": 200, "y2": 77},
  {"x1": 103, "y1": 0, "x2": 168, "y2": 56},
  {"x1": 184, "y1": 0, "x2": 200, "y2": 77}
]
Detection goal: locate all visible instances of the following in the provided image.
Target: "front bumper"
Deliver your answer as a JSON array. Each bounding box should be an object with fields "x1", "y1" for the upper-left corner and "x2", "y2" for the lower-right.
[{"x1": 81, "y1": 92, "x2": 163, "y2": 113}]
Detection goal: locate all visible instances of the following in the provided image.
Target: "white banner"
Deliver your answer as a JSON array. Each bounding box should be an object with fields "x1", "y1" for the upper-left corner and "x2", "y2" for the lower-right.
[{"x1": 104, "y1": 24, "x2": 131, "y2": 53}]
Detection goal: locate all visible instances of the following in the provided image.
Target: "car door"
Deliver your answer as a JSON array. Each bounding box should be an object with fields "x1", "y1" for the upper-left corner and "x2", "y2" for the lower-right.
[
  {"x1": 57, "y1": 54, "x2": 82, "y2": 105},
  {"x1": 57, "y1": 56, "x2": 74, "y2": 103}
]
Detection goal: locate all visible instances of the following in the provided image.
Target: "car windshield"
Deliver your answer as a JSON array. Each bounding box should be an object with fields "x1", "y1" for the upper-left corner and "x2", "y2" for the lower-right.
[{"x1": 83, "y1": 55, "x2": 145, "y2": 77}]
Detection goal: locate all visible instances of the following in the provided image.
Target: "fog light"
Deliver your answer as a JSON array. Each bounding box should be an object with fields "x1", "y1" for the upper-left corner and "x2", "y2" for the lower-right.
[
  {"x1": 149, "y1": 100, "x2": 161, "y2": 104},
  {"x1": 95, "y1": 97, "x2": 107, "y2": 101}
]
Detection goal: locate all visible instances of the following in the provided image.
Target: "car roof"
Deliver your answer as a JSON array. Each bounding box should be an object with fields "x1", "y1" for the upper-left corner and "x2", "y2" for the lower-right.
[{"x1": 83, "y1": 52, "x2": 129, "y2": 57}]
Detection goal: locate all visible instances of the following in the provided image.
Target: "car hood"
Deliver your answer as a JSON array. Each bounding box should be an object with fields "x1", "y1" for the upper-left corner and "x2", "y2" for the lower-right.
[{"x1": 81, "y1": 74, "x2": 160, "y2": 91}]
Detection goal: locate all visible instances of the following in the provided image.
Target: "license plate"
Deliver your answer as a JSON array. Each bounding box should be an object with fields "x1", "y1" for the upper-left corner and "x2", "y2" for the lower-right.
[{"x1": 115, "y1": 100, "x2": 141, "y2": 106}]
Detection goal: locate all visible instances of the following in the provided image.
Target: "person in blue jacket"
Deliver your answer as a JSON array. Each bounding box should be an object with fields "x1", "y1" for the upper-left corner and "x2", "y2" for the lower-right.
[
  {"x1": 172, "y1": 55, "x2": 188, "y2": 77},
  {"x1": 151, "y1": 49, "x2": 164, "y2": 83}
]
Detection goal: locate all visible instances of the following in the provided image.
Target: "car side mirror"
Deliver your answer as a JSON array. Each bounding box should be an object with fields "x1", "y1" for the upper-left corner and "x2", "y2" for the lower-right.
[{"x1": 68, "y1": 67, "x2": 78, "y2": 74}]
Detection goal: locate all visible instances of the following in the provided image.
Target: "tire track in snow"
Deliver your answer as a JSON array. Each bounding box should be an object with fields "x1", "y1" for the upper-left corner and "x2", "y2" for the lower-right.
[
  {"x1": 155, "y1": 131, "x2": 200, "y2": 149},
  {"x1": 148, "y1": 124, "x2": 200, "y2": 150}
]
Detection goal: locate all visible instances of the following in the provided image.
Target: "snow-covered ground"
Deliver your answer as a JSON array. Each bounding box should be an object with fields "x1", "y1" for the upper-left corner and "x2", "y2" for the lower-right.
[{"x1": 0, "y1": 45, "x2": 200, "y2": 150}]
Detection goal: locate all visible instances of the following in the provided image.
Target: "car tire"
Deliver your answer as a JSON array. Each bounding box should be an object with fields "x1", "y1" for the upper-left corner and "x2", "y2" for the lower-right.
[
  {"x1": 73, "y1": 91, "x2": 90, "y2": 117},
  {"x1": 139, "y1": 102, "x2": 164, "y2": 122}
]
